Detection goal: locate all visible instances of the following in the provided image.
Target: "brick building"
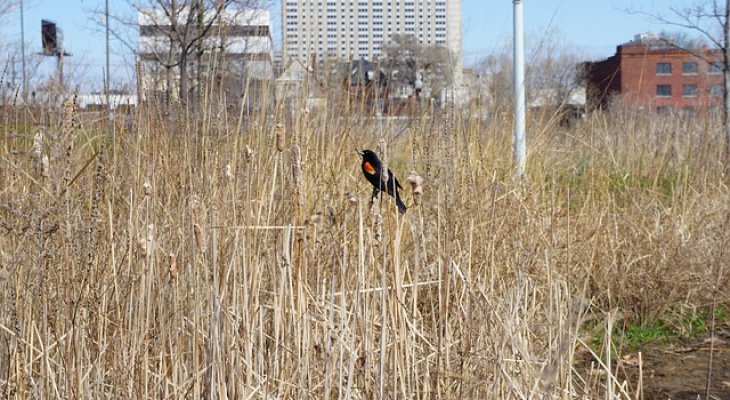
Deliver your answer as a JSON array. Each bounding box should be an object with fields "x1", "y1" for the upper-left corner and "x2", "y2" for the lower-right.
[{"x1": 582, "y1": 33, "x2": 724, "y2": 113}]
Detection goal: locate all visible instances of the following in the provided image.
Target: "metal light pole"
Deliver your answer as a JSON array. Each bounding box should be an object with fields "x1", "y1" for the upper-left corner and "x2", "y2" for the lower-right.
[
  {"x1": 106, "y1": 0, "x2": 111, "y2": 118},
  {"x1": 20, "y1": 0, "x2": 27, "y2": 103},
  {"x1": 513, "y1": 0, "x2": 526, "y2": 177}
]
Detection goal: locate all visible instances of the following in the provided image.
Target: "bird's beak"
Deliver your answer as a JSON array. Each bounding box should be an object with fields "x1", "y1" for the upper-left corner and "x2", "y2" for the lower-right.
[{"x1": 356, "y1": 150, "x2": 364, "y2": 157}]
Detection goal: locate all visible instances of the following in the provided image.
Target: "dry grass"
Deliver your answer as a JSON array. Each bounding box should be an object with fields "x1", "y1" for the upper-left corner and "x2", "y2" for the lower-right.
[{"x1": 0, "y1": 89, "x2": 728, "y2": 399}]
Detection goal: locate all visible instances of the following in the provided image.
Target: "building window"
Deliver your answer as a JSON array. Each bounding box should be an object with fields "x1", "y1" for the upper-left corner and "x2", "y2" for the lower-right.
[
  {"x1": 682, "y1": 62, "x2": 698, "y2": 75},
  {"x1": 710, "y1": 62, "x2": 724, "y2": 74},
  {"x1": 656, "y1": 62, "x2": 672, "y2": 75},
  {"x1": 710, "y1": 83, "x2": 724, "y2": 97},
  {"x1": 682, "y1": 84, "x2": 698, "y2": 97},
  {"x1": 656, "y1": 84, "x2": 672, "y2": 97}
]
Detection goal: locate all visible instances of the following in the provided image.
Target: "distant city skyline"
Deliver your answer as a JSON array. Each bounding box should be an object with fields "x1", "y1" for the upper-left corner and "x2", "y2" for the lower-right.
[{"x1": 0, "y1": 0, "x2": 696, "y2": 91}]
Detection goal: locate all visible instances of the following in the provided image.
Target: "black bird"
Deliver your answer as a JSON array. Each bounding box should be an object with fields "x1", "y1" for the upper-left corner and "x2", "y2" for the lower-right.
[{"x1": 358, "y1": 149, "x2": 407, "y2": 214}]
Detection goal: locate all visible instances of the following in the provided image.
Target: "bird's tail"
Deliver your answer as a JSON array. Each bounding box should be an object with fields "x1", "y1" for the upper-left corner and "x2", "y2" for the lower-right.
[{"x1": 395, "y1": 192, "x2": 407, "y2": 215}]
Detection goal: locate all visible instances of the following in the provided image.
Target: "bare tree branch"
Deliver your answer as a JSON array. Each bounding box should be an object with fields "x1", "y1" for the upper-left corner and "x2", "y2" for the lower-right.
[
  {"x1": 380, "y1": 34, "x2": 454, "y2": 103},
  {"x1": 94, "y1": 0, "x2": 264, "y2": 103}
]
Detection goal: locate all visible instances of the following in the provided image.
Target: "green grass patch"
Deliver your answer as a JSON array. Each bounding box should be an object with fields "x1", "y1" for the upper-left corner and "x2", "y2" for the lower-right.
[
  {"x1": 622, "y1": 320, "x2": 677, "y2": 349},
  {"x1": 551, "y1": 160, "x2": 685, "y2": 212},
  {"x1": 589, "y1": 304, "x2": 730, "y2": 357},
  {"x1": 606, "y1": 170, "x2": 678, "y2": 200}
]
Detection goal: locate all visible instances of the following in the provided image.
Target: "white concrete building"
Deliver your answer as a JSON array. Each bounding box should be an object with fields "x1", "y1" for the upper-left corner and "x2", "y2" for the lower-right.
[
  {"x1": 282, "y1": 0, "x2": 461, "y2": 75},
  {"x1": 138, "y1": 7, "x2": 274, "y2": 99}
]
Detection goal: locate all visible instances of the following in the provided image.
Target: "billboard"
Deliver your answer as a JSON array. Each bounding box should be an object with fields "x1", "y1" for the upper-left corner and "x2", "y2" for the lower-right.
[{"x1": 41, "y1": 20, "x2": 58, "y2": 56}]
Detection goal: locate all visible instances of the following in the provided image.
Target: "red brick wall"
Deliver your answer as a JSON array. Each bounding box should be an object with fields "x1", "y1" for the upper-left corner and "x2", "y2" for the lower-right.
[{"x1": 585, "y1": 44, "x2": 724, "y2": 112}]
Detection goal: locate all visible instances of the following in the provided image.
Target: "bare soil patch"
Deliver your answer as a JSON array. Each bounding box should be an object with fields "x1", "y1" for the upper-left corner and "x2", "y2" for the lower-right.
[{"x1": 583, "y1": 330, "x2": 730, "y2": 400}]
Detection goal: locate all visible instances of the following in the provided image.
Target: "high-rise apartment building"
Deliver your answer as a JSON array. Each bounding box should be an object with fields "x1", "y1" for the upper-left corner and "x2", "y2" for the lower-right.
[{"x1": 282, "y1": 0, "x2": 461, "y2": 70}]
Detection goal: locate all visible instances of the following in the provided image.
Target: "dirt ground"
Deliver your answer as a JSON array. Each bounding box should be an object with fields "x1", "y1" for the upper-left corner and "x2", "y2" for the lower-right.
[{"x1": 593, "y1": 330, "x2": 730, "y2": 400}]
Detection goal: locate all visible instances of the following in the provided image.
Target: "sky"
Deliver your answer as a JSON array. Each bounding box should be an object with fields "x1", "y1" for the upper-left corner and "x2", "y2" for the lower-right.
[{"x1": 0, "y1": 0, "x2": 690, "y2": 92}]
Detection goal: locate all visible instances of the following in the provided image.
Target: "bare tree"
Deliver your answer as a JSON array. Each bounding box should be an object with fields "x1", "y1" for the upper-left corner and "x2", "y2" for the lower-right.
[
  {"x1": 101, "y1": 0, "x2": 262, "y2": 104},
  {"x1": 657, "y1": 30, "x2": 708, "y2": 49},
  {"x1": 527, "y1": 39, "x2": 582, "y2": 109},
  {"x1": 476, "y1": 50, "x2": 512, "y2": 113},
  {"x1": 380, "y1": 34, "x2": 454, "y2": 104},
  {"x1": 0, "y1": 43, "x2": 43, "y2": 93},
  {"x1": 632, "y1": 1, "x2": 730, "y2": 163},
  {"x1": 476, "y1": 34, "x2": 583, "y2": 122},
  {"x1": 141, "y1": 0, "x2": 236, "y2": 103}
]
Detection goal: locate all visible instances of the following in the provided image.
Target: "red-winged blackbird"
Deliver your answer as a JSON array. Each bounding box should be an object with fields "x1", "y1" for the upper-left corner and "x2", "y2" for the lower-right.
[{"x1": 358, "y1": 149, "x2": 407, "y2": 214}]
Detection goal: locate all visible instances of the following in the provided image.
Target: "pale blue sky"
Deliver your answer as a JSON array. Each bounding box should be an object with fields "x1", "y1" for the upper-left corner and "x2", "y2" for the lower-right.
[{"x1": 0, "y1": 0, "x2": 692, "y2": 91}]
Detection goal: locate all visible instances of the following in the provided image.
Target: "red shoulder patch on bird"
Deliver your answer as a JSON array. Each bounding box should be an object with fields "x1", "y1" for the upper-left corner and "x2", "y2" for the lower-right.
[{"x1": 363, "y1": 161, "x2": 376, "y2": 175}]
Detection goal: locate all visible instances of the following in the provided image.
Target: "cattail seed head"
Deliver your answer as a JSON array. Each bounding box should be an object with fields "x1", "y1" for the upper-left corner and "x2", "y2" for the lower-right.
[
  {"x1": 41, "y1": 155, "x2": 50, "y2": 179},
  {"x1": 137, "y1": 238, "x2": 148, "y2": 258},
  {"x1": 377, "y1": 138, "x2": 388, "y2": 177},
  {"x1": 189, "y1": 195, "x2": 205, "y2": 252},
  {"x1": 243, "y1": 145, "x2": 253, "y2": 163},
  {"x1": 63, "y1": 98, "x2": 75, "y2": 136},
  {"x1": 407, "y1": 172, "x2": 424, "y2": 206},
  {"x1": 189, "y1": 195, "x2": 201, "y2": 222},
  {"x1": 372, "y1": 211, "x2": 382, "y2": 245},
  {"x1": 32, "y1": 131, "x2": 42, "y2": 160},
  {"x1": 193, "y1": 223, "x2": 206, "y2": 253},
  {"x1": 291, "y1": 145, "x2": 304, "y2": 212},
  {"x1": 32, "y1": 131, "x2": 44, "y2": 177},
  {"x1": 138, "y1": 224, "x2": 154, "y2": 258},
  {"x1": 143, "y1": 180, "x2": 152, "y2": 197},
  {"x1": 168, "y1": 253, "x2": 178, "y2": 281},
  {"x1": 275, "y1": 123, "x2": 286, "y2": 152}
]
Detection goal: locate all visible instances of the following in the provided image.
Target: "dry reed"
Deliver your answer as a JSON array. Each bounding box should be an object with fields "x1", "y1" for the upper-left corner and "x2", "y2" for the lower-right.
[{"x1": 0, "y1": 79, "x2": 728, "y2": 400}]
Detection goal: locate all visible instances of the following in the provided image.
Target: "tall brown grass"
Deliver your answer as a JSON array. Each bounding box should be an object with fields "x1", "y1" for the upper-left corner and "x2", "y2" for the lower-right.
[{"x1": 0, "y1": 86, "x2": 728, "y2": 399}]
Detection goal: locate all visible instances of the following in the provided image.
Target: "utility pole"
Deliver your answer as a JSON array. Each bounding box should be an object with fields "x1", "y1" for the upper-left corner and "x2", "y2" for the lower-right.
[
  {"x1": 513, "y1": 0, "x2": 526, "y2": 177},
  {"x1": 20, "y1": 0, "x2": 27, "y2": 103},
  {"x1": 57, "y1": 53, "x2": 65, "y2": 89}
]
